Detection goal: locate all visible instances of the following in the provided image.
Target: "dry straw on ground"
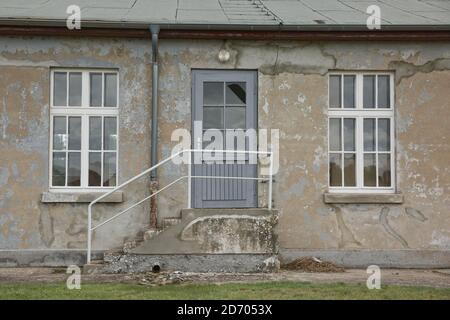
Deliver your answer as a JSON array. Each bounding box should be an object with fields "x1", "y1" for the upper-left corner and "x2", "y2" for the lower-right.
[{"x1": 281, "y1": 257, "x2": 345, "y2": 273}]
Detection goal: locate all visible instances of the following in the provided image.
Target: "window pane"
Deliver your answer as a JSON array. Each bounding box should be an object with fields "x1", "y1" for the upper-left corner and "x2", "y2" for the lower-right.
[
  {"x1": 89, "y1": 117, "x2": 102, "y2": 150},
  {"x1": 343, "y1": 75, "x2": 355, "y2": 108},
  {"x1": 203, "y1": 107, "x2": 223, "y2": 130},
  {"x1": 378, "y1": 118, "x2": 391, "y2": 151},
  {"x1": 378, "y1": 154, "x2": 391, "y2": 187},
  {"x1": 226, "y1": 82, "x2": 246, "y2": 105},
  {"x1": 52, "y1": 152, "x2": 66, "y2": 186},
  {"x1": 104, "y1": 117, "x2": 117, "y2": 150},
  {"x1": 344, "y1": 118, "x2": 355, "y2": 151},
  {"x1": 53, "y1": 72, "x2": 67, "y2": 106},
  {"x1": 329, "y1": 75, "x2": 341, "y2": 108},
  {"x1": 68, "y1": 116, "x2": 81, "y2": 150},
  {"x1": 203, "y1": 82, "x2": 223, "y2": 105},
  {"x1": 364, "y1": 154, "x2": 377, "y2": 187},
  {"x1": 329, "y1": 153, "x2": 342, "y2": 187},
  {"x1": 103, "y1": 152, "x2": 117, "y2": 186},
  {"x1": 377, "y1": 75, "x2": 390, "y2": 108},
  {"x1": 67, "y1": 152, "x2": 81, "y2": 186},
  {"x1": 329, "y1": 118, "x2": 341, "y2": 151},
  {"x1": 88, "y1": 152, "x2": 101, "y2": 186},
  {"x1": 68, "y1": 72, "x2": 82, "y2": 106},
  {"x1": 344, "y1": 153, "x2": 356, "y2": 186},
  {"x1": 104, "y1": 73, "x2": 117, "y2": 107},
  {"x1": 53, "y1": 116, "x2": 67, "y2": 150},
  {"x1": 225, "y1": 107, "x2": 245, "y2": 129},
  {"x1": 364, "y1": 118, "x2": 376, "y2": 151},
  {"x1": 363, "y1": 75, "x2": 375, "y2": 109},
  {"x1": 90, "y1": 73, "x2": 102, "y2": 106}
]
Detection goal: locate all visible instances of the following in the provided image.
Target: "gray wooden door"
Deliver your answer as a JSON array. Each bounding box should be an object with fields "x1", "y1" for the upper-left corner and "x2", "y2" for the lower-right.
[{"x1": 192, "y1": 70, "x2": 257, "y2": 208}]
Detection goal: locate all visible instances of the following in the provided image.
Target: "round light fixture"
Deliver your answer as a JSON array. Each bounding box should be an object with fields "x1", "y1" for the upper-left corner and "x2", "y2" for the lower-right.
[{"x1": 218, "y1": 49, "x2": 231, "y2": 63}]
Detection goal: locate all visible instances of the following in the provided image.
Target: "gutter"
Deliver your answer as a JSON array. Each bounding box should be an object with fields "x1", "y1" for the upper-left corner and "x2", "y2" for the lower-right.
[{"x1": 1, "y1": 25, "x2": 450, "y2": 41}]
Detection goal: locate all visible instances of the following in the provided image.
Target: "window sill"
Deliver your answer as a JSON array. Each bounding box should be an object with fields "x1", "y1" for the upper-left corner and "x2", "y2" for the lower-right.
[
  {"x1": 41, "y1": 191, "x2": 124, "y2": 203},
  {"x1": 323, "y1": 192, "x2": 403, "y2": 204}
]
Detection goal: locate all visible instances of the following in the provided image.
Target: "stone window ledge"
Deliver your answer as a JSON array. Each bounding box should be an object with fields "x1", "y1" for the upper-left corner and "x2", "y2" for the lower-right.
[
  {"x1": 323, "y1": 192, "x2": 404, "y2": 204},
  {"x1": 41, "y1": 191, "x2": 124, "y2": 203}
]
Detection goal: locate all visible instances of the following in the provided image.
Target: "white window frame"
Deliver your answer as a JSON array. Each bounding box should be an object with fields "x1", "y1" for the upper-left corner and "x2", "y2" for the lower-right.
[
  {"x1": 49, "y1": 68, "x2": 119, "y2": 192},
  {"x1": 328, "y1": 71, "x2": 395, "y2": 194}
]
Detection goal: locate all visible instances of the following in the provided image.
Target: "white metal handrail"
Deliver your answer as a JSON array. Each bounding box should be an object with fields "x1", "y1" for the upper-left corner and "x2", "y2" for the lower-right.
[{"x1": 87, "y1": 149, "x2": 274, "y2": 264}]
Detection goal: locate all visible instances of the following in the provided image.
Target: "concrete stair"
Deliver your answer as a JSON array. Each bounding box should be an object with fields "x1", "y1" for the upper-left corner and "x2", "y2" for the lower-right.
[{"x1": 85, "y1": 209, "x2": 279, "y2": 273}]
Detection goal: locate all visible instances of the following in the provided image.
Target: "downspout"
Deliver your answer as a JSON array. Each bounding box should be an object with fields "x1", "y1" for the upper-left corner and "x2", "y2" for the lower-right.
[{"x1": 149, "y1": 24, "x2": 159, "y2": 229}]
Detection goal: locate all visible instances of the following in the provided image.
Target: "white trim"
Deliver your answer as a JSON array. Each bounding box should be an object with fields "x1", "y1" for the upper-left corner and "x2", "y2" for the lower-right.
[
  {"x1": 49, "y1": 68, "x2": 119, "y2": 192},
  {"x1": 327, "y1": 71, "x2": 395, "y2": 193}
]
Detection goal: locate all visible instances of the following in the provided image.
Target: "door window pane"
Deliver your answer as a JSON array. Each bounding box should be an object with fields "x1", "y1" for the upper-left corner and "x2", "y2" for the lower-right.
[
  {"x1": 363, "y1": 75, "x2": 375, "y2": 108},
  {"x1": 68, "y1": 117, "x2": 81, "y2": 150},
  {"x1": 329, "y1": 118, "x2": 341, "y2": 151},
  {"x1": 68, "y1": 72, "x2": 82, "y2": 106},
  {"x1": 90, "y1": 73, "x2": 102, "y2": 106},
  {"x1": 329, "y1": 75, "x2": 341, "y2": 108},
  {"x1": 378, "y1": 154, "x2": 391, "y2": 187},
  {"x1": 104, "y1": 117, "x2": 117, "y2": 150},
  {"x1": 344, "y1": 118, "x2": 355, "y2": 151},
  {"x1": 104, "y1": 73, "x2": 117, "y2": 107},
  {"x1": 378, "y1": 75, "x2": 390, "y2": 108},
  {"x1": 89, "y1": 117, "x2": 102, "y2": 150},
  {"x1": 203, "y1": 107, "x2": 223, "y2": 129},
  {"x1": 364, "y1": 118, "x2": 376, "y2": 151},
  {"x1": 226, "y1": 82, "x2": 246, "y2": 105},
  {"x1": 53, "y1": 116, "x2": 67, "y2": 150},
  {"x1": 364, "y1": 154, "x2": 377, "y2": 187},
  {"x1": 203, "y1": 82, "x2": 223, "y2": 105},
  {"x1": 225, "y1": 107, "x2": 245, "y2": 129},
  {"x1": 88, "y1": 152, "x2": 102, "y2": 186},
  {"x1": 103, "y1": 152, "x2": 117, "y2": 186},
  {"x1": 378, "y1": 118, "x2": 391, "y2": 151},
  {"x1": 52, "y1": 152, "x2": 66, "y2": 186},
  {"x1": 53, "y1": 72, "x2": 67, "y2": 106},
  {"x1": 344, "y1": 153, "x2": 356, "y2": 186},
  {"x1": 343, "y1": 75, "x2": 355, "y2": 108},
  {"x1": 67, "y1": 152, "x2": 81, "y2": 186},
  {"x1": 329, "y1": 153, "x2": 342, "y2": 186}
]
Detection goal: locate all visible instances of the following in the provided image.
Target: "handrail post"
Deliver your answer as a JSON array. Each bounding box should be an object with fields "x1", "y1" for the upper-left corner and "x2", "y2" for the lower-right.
[
  {"x1": 87, "y1": 204, "x2": 92, "y2": 264},
  {"x1": 268, "y1": 152, "x2": 273, "y2": 210},
  {"x1": 187, "y1": 150, "x2": 192, "y2": 209}
]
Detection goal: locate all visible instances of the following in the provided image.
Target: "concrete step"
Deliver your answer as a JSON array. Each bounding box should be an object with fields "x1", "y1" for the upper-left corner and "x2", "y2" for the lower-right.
[
  {"x1": 131, "y1": 208, "x2": 278, "y2": 255},
  {"x1": 83, "y1": 259, "x2": 105, "y2": 274},
  {"x1": 162, "y1": 217, "x2": 182, "y2": 229},
  {"x1": 102, "y1": 253, "x2": 280, "y2": 273}
]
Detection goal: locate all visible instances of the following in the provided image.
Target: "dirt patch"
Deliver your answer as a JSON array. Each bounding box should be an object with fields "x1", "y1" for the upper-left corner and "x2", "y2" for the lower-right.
[
  {"x1": 1, "y1": 267, "x2": 450, "y2": 288},
  {"x1": 281, "y1": 257, "x2": 345, "y2": 273}
]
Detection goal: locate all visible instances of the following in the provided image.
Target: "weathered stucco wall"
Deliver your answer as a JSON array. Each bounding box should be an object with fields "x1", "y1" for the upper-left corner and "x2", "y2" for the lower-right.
[
  {"x1": 0, "y1": 36, "x2": 449, "y2": 259},
  {"x1": 156, "y1": 39, "x2": 450, "y2": 253},
  {"x1": 0, "y1": 36, "x2": 153, "y2": 251}
]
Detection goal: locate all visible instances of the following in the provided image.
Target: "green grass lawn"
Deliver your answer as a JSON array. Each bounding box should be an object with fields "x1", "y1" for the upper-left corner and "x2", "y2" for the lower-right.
[{"x1": 1, "y1": 282, "x2": 450, "y2": 300}]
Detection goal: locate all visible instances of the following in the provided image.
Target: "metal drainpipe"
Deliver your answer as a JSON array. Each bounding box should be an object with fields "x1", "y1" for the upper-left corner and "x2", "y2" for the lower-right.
[{"x1": 149, "y1": 24, "x2": 159, "y2": 229}]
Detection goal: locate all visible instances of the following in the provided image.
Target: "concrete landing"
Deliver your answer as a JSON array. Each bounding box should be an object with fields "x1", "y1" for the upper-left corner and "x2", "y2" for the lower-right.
[{"x1": 131, "y1": 208, "x2": 278, "y2": 255}]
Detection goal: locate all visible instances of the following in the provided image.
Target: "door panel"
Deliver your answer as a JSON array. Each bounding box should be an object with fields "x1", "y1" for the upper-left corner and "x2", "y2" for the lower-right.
[{"x1": 192, "y1": 70, "x2": 257, "y2": 208}]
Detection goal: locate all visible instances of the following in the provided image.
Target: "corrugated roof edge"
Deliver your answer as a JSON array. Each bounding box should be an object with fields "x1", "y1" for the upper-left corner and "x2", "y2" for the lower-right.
[{"x1": 0, "y1": 18, "x2": 450, "y2": 31}]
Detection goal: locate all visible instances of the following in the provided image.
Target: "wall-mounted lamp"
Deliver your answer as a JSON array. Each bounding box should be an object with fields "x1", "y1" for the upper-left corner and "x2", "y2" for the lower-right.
[{"x1": 217, "y1": 49, "x2": 231, "y2": 63}]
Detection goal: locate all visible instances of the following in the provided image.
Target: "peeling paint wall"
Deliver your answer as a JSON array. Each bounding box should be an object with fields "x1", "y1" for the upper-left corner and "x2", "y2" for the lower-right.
[
  {"x1": 0, "y1": 36, "x2": 449, "y2": 255},
  {"x1": 0, "y1": 36, "x2": 153, "y2": 251},
  {"x1": 156, "y1": 39, "x2": 450, "y2": 252}
]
